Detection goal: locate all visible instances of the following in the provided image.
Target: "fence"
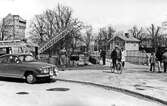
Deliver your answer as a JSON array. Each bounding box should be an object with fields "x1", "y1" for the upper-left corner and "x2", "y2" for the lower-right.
[
  {"x1": 106, "y1": 50, "x2": 150, "y2": 65},
  {"x1": 126, "y1": 50, "x2": 150, "y2": 65},
  {"x1": 39, "y1": 50, "x2": 149, "y2": 65}
]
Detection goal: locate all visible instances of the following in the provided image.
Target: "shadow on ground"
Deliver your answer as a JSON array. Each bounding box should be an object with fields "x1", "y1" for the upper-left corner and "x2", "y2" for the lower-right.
[
  {"x1": 0, "y1": 77, "x2": 25, "y2": 83},
  {"x1": 103, "y1": 71, "x2": 113, "y2": 73},
  {"x1": 65, "y1": 64, "x2": 110, "y2": 70},
  {"x1": 0, "y1": 77, "x2": 56, "y2": 84},
  {"x1": 16, "y1": 92, "x2": 29, "y2": 95},
  {"x1": 46, "y1": 87, "x2": 70, "y2": 91}
]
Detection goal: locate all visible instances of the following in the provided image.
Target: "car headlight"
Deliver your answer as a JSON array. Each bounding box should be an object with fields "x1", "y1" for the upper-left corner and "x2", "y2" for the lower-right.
[
  {"x1": 43, "y1": 68, "x2": 49, "y2": 73},
  {"x1": 39, "y1": 68, "x2": 43, "y2": 72},
  {"x1": 54, "y1": 67, "x2": 59, "y2": 75},
  {"x1": 39, "y1": 68, "x2": 49, "y2": 74}
]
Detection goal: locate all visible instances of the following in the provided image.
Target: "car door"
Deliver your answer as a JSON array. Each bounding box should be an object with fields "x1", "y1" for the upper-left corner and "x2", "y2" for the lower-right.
[
  {"x1": 0, "y1": 55, "x2": 22, "y2": 78},
  {"x1": 6, "y1": 55, "x2": 23, "y2": 78},
  {"x1": 0, "y1": 56, "x2": 10, "y2": 77},
  {"x1": 0, "y1": 55, "x2": 14, "y2": 77}
]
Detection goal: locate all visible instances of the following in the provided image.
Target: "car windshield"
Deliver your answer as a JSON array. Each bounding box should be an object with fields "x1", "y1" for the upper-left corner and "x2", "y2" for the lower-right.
[{"x1": 19, "y1": 55, "x2": 36, "y2": 62}]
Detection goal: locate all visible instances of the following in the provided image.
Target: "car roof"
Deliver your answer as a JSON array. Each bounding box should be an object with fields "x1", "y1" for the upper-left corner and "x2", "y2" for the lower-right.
[{"x1": 0, "y1": 53, "x2": 32, "y2": 58}]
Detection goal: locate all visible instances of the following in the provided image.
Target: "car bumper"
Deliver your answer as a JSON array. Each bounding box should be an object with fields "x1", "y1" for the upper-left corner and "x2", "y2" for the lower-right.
[{"x1": 36, "y1": 73, "x2": 58, "y2": 79}]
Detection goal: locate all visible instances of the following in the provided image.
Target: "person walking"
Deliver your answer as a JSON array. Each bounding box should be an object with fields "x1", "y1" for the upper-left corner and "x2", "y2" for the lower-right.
[
  {"x1": 121, "y1": 48, "x2": 126, "y2": 68},
  {"x1": 149, "y1": 52, "x2": 156, "y2": 72},
  {"x1": 156, "y1": 48, "x2": 163, "y2": 72},
  {"x1": 111, "y1": 47, "x2": 117, "y2": 70},
  {"x1": 162, "y1": 50, "x2": 167, "y2": 73},
  {"x1": 100, "y1": 49, "x2": 106, "y2": 65},
  {"x1": 111, "y1": 46, "x2": 122, "y2": 69},
  {"x1": 116, "y1": 47, "x2": 122, "y2": 62}
]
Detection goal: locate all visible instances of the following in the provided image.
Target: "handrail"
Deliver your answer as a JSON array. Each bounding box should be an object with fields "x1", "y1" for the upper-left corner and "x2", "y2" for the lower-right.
[{"x1": 38, "y1": 26, "x2": 74, "y2": 54}]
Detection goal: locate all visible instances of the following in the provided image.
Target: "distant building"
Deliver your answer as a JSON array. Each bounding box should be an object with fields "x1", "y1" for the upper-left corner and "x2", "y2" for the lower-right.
[
  {"x1": 139, "y1": 35, "x2": 167, "y2": 53},
  {"x1": 108, "y1": 33, "x2": 140, "y2": 51},
  {"x1": 2, "y1": 13, "x2": 26, "y2": 40},
  {"x1": 140, "y1": 37, "x2": 152, "y2": 48}
]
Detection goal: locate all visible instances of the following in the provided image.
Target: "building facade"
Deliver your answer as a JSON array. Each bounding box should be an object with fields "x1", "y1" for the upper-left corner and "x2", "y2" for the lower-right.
[
  {"x1": 108, "y1": 33, "x2": 140, "y2": 52},
  {"x1": 2, "y1": 14, "x2": 26, "y2": 40}
]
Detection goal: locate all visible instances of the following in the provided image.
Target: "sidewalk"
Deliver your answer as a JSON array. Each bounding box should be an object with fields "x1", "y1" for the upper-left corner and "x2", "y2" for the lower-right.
[{"x1": 58, "y1": 60, "x2": 167, "y2": 103}]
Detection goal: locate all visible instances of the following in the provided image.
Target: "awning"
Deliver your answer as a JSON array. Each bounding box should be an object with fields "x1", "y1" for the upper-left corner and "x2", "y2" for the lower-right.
[{"x1": 0, "y1": 40, "x2": 38, "y2": 48}]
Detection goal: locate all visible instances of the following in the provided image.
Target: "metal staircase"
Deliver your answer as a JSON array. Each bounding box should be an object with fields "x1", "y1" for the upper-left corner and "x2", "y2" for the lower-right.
[{"x1": 38, "y1": 27, "x2": 73, "y2": 54}]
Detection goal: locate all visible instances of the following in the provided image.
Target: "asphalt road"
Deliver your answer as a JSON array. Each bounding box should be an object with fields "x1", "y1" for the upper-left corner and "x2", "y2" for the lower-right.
[{"x1": 0, "y1": 79, "x2": 163, "y2": 106}]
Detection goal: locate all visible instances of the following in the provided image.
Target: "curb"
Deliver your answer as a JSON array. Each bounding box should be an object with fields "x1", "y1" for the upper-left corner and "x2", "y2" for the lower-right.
[{"x1": 57, "y1": 78, "x2": 167, "y2": 105}]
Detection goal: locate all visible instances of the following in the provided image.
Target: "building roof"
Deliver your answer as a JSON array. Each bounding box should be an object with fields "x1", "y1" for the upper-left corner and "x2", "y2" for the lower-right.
[
  {"x1": 4, "y1": 13, "x2": 26, "y2": 23},
  {"x1": 108, "y1": 35, "x2": 140, "y2": 43},
  {"x1": 18, "y1": 16, "x2": 26, "y2": 23}
]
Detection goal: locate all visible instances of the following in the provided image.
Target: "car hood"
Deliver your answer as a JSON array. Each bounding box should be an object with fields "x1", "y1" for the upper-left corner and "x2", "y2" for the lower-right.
[{"x1": 21, "y1": 62, "x2": 56, "y2": 69}]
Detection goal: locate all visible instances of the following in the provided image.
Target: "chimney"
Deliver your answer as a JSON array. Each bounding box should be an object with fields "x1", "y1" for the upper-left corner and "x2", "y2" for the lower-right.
[{"x1": 125, "y1": 33, "x2": 130, "y2": 38}]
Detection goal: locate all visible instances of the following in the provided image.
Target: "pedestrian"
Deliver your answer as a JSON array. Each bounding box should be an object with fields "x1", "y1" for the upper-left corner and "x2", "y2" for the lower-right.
[
  {"x1": 60, "y1": 50, "x2": 67, "y2": 71},
  {"x1": 111, "y1": 47, "x2": 117, "y2": 70},
  {"x1": 146, "y1": 53, "x2": 149, "y2": 66},
  {"x1": 111, "y1": 46, "x2": 122, "y2": 70},
  {"x1": 121, "y1": 47, "x2": 126, "y2": 68},
  {"x1": 149, "y1": 52, "x2": 156, "y2": 72},
  {"x1": 100, "y1": 49, "x2": 106, "y2": 65},
  {"x1": 116, "y1": 46, "x2": 122, "y2": 62},
  {"x1": 156, "y1": 48, "x2": 163, "y2": 72},
  {"x1": 162, "y1": 49, "x2": 167, "y2": 73}
]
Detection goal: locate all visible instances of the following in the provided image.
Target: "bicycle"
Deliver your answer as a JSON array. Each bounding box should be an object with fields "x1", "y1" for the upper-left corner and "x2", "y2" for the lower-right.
[{"x1": 110, "y1": 60, "x2": 123, "y2": 74}]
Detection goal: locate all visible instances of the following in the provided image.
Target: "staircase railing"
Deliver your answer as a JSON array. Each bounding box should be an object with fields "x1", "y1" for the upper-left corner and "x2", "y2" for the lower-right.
[{"x1": 38, "y1": 27, "x2": 72, "y2": 54}]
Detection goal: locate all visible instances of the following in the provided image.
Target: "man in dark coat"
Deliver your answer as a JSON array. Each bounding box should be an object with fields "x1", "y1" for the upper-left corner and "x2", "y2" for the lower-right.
[
  {"x1": 156, "y1": 48, "x2": 163, "y2": 72},
  {"x1": 111, "y1": 48, "x2": 117, "y2": 69},
  {"x1": 100, "y1": 49, "x2": 106, "y2": 65},
  {"x1": 162, "y1": 50, "x2": 167, "y2": 73},
  {"x1": 111, "y1": 46, "x2": 122, "y2": 70}
]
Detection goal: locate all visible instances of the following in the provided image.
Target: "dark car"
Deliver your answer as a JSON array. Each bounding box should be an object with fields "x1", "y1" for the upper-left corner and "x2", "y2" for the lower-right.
[{"x1": 0, "y1": 54, "x2": 59, "y2": 84}]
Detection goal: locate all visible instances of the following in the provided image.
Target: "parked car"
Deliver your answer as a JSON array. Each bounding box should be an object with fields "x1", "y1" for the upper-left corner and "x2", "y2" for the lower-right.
[{"x1": 0, "y1": 54, "x2": 59, "y2": 84}]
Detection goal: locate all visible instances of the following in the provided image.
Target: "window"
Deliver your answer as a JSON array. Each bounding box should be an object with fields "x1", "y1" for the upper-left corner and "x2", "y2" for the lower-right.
[
  {"x1": 0, "y1": 55, "x2": 21, "y2": 64},
  {"x1": 0, "y1": 57, "x2": 8, "y2": 63},
  {"x1": 18, "y1": 55, "x2": 36, "y2": 62},
  {"x1": 18, "y1": 56, "x2": 24, "y2": 62},
  {"x1": 8, "y1": 56, "x2": 20, "y2": 63},
  {"x1": 25, "y1": 55, "x2": 34, "y2": 62}
]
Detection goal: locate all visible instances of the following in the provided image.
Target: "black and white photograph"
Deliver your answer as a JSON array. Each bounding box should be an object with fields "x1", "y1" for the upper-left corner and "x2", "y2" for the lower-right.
[{"x1": 0, "y1": 0, "x2": 167, "y2": 106}]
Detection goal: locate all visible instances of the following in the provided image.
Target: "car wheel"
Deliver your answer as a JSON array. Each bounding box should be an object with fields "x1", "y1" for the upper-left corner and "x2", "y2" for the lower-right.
[{"x1": 25, "y1": 73, "x2": 36, "y2": 84}]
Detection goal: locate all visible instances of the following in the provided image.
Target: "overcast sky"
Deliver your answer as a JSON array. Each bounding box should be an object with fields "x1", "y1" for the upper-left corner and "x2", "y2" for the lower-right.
[{"x1": 0, "y1": 0, "x2": 167, "y2": 32}]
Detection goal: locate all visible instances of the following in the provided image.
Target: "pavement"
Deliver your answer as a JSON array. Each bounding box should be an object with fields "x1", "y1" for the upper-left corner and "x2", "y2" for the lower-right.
[
  {"x1": 58, "y1": 59, "x2": 167, "y2": 104},
  {"x1": 0, "y1": 81, "x2": 162, "y2": 106}
]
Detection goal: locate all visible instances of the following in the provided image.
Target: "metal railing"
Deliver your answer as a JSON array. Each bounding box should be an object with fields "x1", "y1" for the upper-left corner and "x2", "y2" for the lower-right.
[{"x1": 39, "y1": 28, "x2": 72, "y2": 54}]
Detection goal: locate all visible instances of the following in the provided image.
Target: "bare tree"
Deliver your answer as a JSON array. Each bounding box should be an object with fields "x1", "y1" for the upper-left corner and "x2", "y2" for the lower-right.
[
  {"x1": 82, "y1": 26, "x2": 94, "y2": 53},
  {"x1": 29, "y1": 4, "x2": 83, "y2": 47},
  {"x1": 97, "y1": 26, "x2": 115, "y2": 50},
  {"x1": 147, "y1": 24, "x2": 161, "y2": 52},
  {"x1": 29, "y1": 4, "x2": 83, "y2": 66},
  {"x1": 0, "y1": 22, "x2": 2, "y2": 40},
  {"x1": 128, "y1": 26, "x2": 146, "y2": 40},
  {"x1": 0, "y1": 19, "x2": 5, "y2": 40},
  {"x1": 107, "y1": 26, "x2": 115, "y2": 39},
  {"x1": 29, "y1": 15, "x2": 47, "y2": 46}
]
